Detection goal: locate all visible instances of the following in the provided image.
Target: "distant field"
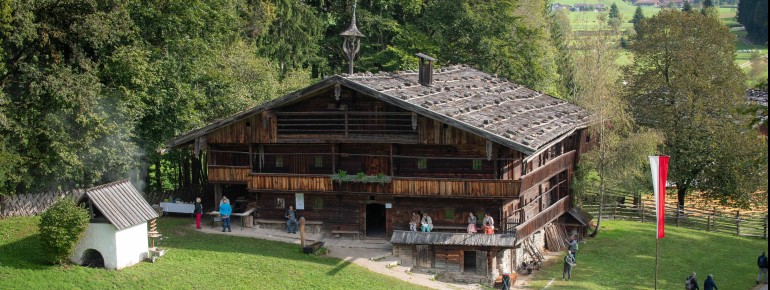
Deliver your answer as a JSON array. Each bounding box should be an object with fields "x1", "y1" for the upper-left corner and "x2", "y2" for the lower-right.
[{"x1": 556, "y1": 1, "x2": 768, "y2": 79}]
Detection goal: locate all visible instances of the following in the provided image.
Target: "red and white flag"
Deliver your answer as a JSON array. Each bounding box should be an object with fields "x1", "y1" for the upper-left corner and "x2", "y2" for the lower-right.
[{"x1": 649, "y1": 155, "x2": 670, "y2": 239}]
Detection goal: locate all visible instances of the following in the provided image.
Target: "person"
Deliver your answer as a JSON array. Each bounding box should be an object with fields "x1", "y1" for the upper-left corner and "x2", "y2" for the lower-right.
[
  {"x1": 285, "y1": 205, "x2": 298, "y2": 234},
  {"x1": 482, "y1": 213, "x2": 494, "y2": 234},
  {"x1": 566, "y1": 235, "x2": 579, "y2": 259},
  {"x1": 409, "y1": 211, "x2": 420, "y2": 232},
  {"x1": 703, "y1": 274, "x2": 718, "y2": 290},
  {"x1": 219, "y1": 198, "x2": 232, "y2": 232},
  {"x1": 686, "y1": 272, "x2": 700, "y2": 290},
  {"x1": 758, "y1": 251, "x2": 768, "y2": 284},
  {"x1": 421, "y1": 212, "x2": 433, "y2": 232},
  {"x1": 193, "y1": 197, "x2": 203, "y2": 229},
  {"x1": 562, "y1": 249, "x2": 576, "y2": 281},
  {"x1": 467, "y1": 212, "x2": 477, "y2": 234}
]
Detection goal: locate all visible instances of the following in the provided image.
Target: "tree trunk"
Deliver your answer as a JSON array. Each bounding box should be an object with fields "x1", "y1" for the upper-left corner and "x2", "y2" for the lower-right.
[
  {"x1": 155, "y1": 157, "x2": 162, "y2": 193},
  {"x1": 677, "y1": 185, "x2": 687, "y2": 212}
]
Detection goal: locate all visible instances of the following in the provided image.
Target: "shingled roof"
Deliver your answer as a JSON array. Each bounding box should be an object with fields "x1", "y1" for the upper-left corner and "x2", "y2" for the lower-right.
[
  {"x1": 84, "y1": 180, "x2": 158, "y2": 230},
  {"x1": 342, "y1": 65, "x2": 589, "y2": 152},
  {"x1": 167, "y1": 65, "x2": 588, "y2": 156},
  {"x1": 390, "y1": 230, "x2": 516, "y2": 247}
]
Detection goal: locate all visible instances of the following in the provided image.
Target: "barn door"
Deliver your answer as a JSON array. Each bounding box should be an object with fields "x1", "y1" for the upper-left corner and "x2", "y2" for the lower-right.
[
  {"x1": 416, "y1": 245, "x2": 432, "y2": 268},
  {"x1": 476, "y1": 250, "x2": 488, "y2": 275}
]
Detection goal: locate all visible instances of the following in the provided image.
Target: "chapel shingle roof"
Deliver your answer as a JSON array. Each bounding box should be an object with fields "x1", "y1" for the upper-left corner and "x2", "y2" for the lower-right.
[{"x1": 84, "y1": 180, "x2": 158, "y2": 230}]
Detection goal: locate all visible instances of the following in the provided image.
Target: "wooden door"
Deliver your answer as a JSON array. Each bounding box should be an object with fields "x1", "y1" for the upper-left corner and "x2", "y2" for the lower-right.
[{"x1": 416, "y1": 245, "x2": 432, "y2": 268}]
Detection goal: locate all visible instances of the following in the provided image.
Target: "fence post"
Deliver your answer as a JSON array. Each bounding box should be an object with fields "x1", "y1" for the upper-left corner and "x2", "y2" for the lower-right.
[
  {"x1": 640, "y1": 199, "x2": 645, "y2": 223},
  {"x1": 763, "y1": 214, "x2": 767, "y2": 240},
  {"x1": 706, "y1": 215, "x2": 711, "y2": 232},
  {"x1": 613, "y1": 202, "x2": 617, "y2": 219},
  {"x1": 712, "y1": 208, "x2": 717, "y2": 229},
  {"x1": 676, "y1": 208, "x2": 680, "y2": 227},
  {"x1": 735, "y1": 210, "x2": 740, "y2": 236}
]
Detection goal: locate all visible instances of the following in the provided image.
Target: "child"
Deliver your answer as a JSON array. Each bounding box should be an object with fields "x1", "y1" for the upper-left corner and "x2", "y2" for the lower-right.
[{"x1": 194, "y1": 197, "x2": 203, "y2": 229}]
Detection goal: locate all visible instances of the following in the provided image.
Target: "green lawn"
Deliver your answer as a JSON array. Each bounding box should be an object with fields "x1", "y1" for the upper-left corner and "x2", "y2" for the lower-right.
[
  {"x1": 0, "y1": 217, "x2": 427, "y2": 290},
  {"x1": 524, "y1": 220, "x2": 768, "y2": 289}
]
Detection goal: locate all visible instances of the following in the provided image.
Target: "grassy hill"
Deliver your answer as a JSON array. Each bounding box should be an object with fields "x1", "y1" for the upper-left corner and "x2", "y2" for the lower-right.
[
  {"x1": 0, "y1": 217, "x2": 427, "y2": 290},
  {"x1": 525, "y1": 220, "x2": 768, "y2": 289}
]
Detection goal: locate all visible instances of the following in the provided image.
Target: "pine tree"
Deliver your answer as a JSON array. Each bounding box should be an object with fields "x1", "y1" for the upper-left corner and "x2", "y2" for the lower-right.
[
  {"x1": 609, "y1": 3, "x2": 620, "y2": 19},
  {"x1": 632, "y1": 6, "x2": 646, "y2": 38},
  {"x1": 701, "y1": 0, "x2": 715, "y2": 15},
  {"x1": 683, "y1": 1, "x2": 693, "y2": 12}
]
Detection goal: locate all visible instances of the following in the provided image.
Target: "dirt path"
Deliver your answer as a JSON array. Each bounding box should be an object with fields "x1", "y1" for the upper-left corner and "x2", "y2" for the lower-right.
[{"x1": 324, "y1": 246, "x2": 484, "y2": 290}]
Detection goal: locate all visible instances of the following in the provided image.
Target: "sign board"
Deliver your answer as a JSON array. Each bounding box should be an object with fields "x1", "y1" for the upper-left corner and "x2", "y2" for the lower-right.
[
  {"x1": 295, "y1": 193, "x2": 305, "y2": 210},
  {"x1": 385, "y1": 203, "x2": 392, "y2": 209}
]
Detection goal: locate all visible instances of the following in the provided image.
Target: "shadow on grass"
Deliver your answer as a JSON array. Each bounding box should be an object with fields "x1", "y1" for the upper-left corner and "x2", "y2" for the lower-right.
[
  {"x1": 154, "y1": 217, "x2": 348, "y2": 269},
  {"x1": 326, "y1": 257, "x2": 353, "y2": 276},
  {"x1": 0, "y1": 234, "x2": 53, "y2": 270}
]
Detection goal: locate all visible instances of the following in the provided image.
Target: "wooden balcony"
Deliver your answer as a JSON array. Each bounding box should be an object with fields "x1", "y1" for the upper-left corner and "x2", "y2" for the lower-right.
[
  {"x1": 519, "y1": 150, "x2": 576, "y2": 194},
  {"x1": 514, "y1": 195, "x2": 571, "y2": 242},
  {"x1": 207, "y1": 167, "x2": 518, "y2": 198}
]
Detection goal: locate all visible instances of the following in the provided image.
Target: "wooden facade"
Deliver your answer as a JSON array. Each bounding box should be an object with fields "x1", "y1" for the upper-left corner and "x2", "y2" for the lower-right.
[{"x1": 168, "y1": 65, "x2": 592, "y2": 244}]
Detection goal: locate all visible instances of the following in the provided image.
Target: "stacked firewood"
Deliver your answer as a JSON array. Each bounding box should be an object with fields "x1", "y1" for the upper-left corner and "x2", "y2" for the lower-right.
[{"x1": 543, "y1": 223, "x2": 568, "y2": 252}]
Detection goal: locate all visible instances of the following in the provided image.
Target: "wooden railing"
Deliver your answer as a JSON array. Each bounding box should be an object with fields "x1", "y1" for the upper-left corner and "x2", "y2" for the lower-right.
[
  {"x1": 275, "y1": 111, "x2": 416, "y2": 136},
  {"x1": 519, "y1": 150, "x2": 575, "y2": 193},
  {"x1": 207, "y1": 167, "x2": 518, "y2": 198},
  {"x1": 390, "y1": 178, "x2": 518, "y2": 198},
  {"x1": 208, "y1": 166, "x2": 250, "y2": 183},
  {"x1": 515, "y1": 195, "x2": 571, "y2": 242}
]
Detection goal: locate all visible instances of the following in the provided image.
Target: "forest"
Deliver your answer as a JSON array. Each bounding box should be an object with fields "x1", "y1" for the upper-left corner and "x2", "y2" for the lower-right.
[{"x1": 0, "y1": 0, "x2": 766, "y2": 208}]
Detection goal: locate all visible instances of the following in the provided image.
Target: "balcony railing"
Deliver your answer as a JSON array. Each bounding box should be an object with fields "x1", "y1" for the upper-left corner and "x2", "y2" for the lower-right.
[
  {"x1": 519, "y1": 150, "x2": 576, "y2": 193},
  {"x1": 275, "y1": 111, "x2": 417, "y2": 141},
  {"x1": 514, "y1": 195, "x2": 571, "y2": 242},
  {"x1": 206, "y1": 167, "x2": 518, "y2": 198}
]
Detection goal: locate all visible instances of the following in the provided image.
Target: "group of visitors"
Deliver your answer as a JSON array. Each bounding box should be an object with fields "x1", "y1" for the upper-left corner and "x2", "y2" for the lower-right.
[
  {"x1": 684, "y1": 251, "x2": 766, "y2": 290},
  {"x1": 407, "y1": 211, "x2": 495, "y2": 234},
  {"x1": 408, "y1": 211, "x2": 434, "y2": 232},
  {"x1": 562, "y1": 235, "x2": 578, "y2": 281}
]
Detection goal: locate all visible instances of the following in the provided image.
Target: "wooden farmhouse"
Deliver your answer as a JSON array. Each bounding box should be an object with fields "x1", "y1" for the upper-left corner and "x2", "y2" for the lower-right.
[{"x1": 167, "y1": 57, "x2": 593, "y2": 283}]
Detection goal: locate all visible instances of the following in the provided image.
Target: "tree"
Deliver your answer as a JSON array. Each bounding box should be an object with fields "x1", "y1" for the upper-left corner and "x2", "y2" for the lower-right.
[
  {"x1": 608, "y1": 3, "x2": 621, "y2": 20},
  {"x1": 682, "y1": 1, "x2": 693, "y2": 12},
  {"x1": 570, "y1": 16, "x2": 663, "y2": 237},
  {"x1": 625, "y1": 10, "x2": 764, "y2": 210},
  {"x1": 701, "y1": 0, "x2": 717, "y2": 16},
  {"x1": 737, "y1": 0, "x2": 769, "y2": 43},
  {"x1": 631, "y1": 6, "x2": 645, "y2": 38},
  {"x1": 38, "y1": 198, "x2": 90, "y2": 264}
]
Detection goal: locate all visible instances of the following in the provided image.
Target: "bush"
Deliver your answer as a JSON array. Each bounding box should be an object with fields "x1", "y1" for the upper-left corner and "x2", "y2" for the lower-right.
[{"x1": 38, "y1": 198, "x2": 90, "y2": 264}]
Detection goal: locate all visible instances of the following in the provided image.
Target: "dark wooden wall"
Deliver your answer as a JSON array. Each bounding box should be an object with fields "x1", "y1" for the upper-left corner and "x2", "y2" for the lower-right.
[{"x1": 208, "y1": 111, "x2": 277, "y2": 144}]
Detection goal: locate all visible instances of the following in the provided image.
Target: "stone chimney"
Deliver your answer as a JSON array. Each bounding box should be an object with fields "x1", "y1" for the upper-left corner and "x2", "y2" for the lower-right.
[{"x1": 415, "y1": 53, "x2": 436, "y2": 87}]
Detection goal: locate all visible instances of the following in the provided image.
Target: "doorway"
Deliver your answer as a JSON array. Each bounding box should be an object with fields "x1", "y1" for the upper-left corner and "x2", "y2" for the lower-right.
[
  {"x1": 81, "y1": 249, "x2": 105, "y2": 268},
  {"x1": 366, "y1": 203, "x2": 386, "y2": 238},
  {"x1": 464, "y1": 251, "x2": 477, "y2": 272}
]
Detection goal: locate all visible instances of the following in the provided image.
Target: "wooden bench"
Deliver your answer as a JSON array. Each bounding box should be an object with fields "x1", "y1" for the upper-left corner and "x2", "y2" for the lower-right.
[
  {"x1": 331, "y1": 230, "x2": 360, "y2": 239},
  {"x1": 431, "y1": 225, "x2": 468, "y2": 233},
  {"x1": 256, "y1": 219, "x2": 323, "y2": 234},
  {"x1": 231, "y1": 208, "x2": 256, "y2": 230}
]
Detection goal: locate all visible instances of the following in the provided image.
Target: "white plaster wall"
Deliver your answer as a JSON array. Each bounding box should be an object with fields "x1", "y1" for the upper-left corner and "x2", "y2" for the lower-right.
[
  {"x1": 71, "y1": 223, "x2": 118, "y2": 269},
  {"x1": 114, "y1": 222, "x2": 149, "y2": 270}
]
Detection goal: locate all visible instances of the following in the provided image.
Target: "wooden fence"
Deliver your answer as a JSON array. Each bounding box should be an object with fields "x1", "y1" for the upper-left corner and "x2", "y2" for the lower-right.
[
  {"x1": 0, "y1": 189, "x2": 86, "y2": 218},
  {"x1": 582, "y1": 197, "x2": 768, "y2": 239},
  {"x1": 1, "y1": 188, "x2": 169, "y2": 218}
]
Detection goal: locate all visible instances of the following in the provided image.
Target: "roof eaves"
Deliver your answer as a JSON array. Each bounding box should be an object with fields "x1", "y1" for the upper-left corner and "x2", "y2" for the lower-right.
[{"x1": 165, "y1": 76, "x2": 342, "y2": 148}]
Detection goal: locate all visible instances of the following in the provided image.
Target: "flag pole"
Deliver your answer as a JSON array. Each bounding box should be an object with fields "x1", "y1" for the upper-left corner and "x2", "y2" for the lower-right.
[{"x1": 655, "y1": 238, "x2": 658, "y2": 289}]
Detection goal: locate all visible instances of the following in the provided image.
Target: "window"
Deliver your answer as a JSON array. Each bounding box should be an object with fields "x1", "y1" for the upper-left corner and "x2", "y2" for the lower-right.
[
  {"x1": 314, "y1": 156, "x2": 323, "y2": 168},
  {"x1": 417, "y1": 158, "x2": 427, "y2": 169},
  {"x1": 472, "y1": 159, "x2": 482, "y2": 170},
  {"x1": 275, "y1": 198, "x2": 285, "y2": 209},
  {"x1": 444, "y1": 208, "x2": 455, "y2": 220},
  {"x1": 275, "y1": 156, "x2": 284, "y2": 168},
  {"x1": 314, "y1": 197, "x2": 323, "y2": 209}
]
